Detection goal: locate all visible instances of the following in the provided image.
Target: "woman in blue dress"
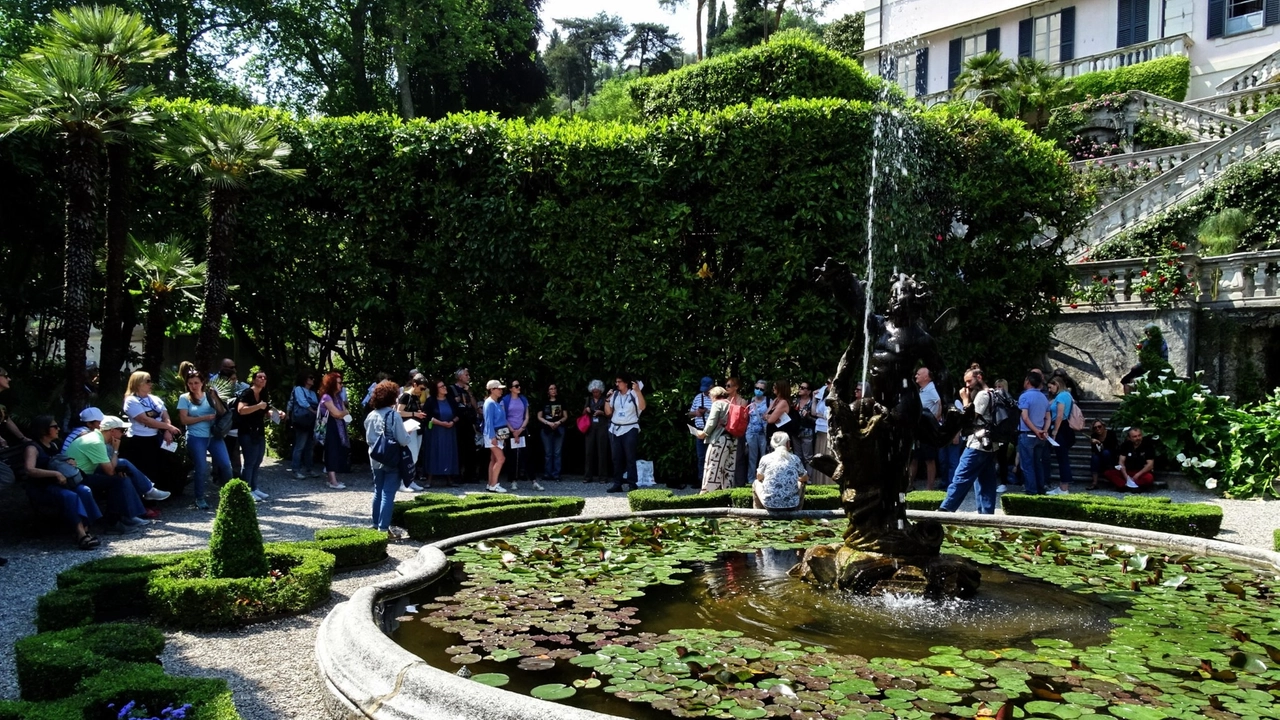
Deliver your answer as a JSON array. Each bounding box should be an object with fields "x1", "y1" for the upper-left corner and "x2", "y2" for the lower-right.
[{"x1": 425, "y1": 378, "x2": 460, "y2": 486}]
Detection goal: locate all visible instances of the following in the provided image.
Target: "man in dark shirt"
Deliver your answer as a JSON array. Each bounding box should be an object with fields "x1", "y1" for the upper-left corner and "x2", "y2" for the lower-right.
[
  {"x1": 451, "y1": 368, "x2": 480, "y2": 483},
  {"x1": 1104, "y1": 426, "x2": 1156, "y2": 490}
]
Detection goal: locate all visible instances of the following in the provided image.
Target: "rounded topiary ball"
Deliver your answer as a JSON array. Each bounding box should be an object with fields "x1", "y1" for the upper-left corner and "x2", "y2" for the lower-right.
[{"x1": 208, "y1": 478, "x2": 269, "y2": 579}]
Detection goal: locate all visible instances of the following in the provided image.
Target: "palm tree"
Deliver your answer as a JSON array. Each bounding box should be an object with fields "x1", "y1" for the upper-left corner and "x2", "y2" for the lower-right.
[
  {"x1": 124, "y1": 235, "x2": 206, "y2": 373},
  {"x1": 1009, "y1": 57, "x2": 1072, "y2": 131},
  {"x1": 155, "y1": 108, "x2": 303, "y2": 375},
  {"x1": 31, "y1": 6, "x2": 173, "y2": 400},
  {"x1": 952, "y1": 50, "x2": 1014, "y2": 108},
  {"x1": 0, "y1": 48, "x2": 151, "y2": 413}
]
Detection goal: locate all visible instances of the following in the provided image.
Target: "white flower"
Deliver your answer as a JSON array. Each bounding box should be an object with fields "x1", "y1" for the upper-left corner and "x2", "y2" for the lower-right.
[
  {"x1": 1201, "y1": 458, "x2": 1217, "y2": 469},
  {"x1": 1205, "y1": 478, "x2": 1218, "y2": 489},
  {"x1": 1217, "y1": 395, "x2": 1231, "y2": 401},
  {"x1": 1176, "y1": 453, "x2": 1187, "y2": 462},
  {"x1": 1160, "y1": 389, "x2": 1177, "y2": 396},
  {"x1": 1192, "y1": 394, "x2": 1205, "y2": 403}
]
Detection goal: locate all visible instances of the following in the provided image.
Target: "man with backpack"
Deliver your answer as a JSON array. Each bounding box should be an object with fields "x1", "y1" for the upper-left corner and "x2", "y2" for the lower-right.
[{"x1": 939, "y1": 366, "x2": 1002, "y2": 514}]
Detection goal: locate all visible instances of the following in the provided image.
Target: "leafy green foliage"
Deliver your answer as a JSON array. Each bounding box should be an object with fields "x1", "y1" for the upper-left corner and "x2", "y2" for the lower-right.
[
  {"x1": 290, "y1": 527, "x2": 390, "y2": 568},
  {"x1": 1070, "y1": 56, "x2": 1191, "y2": 102},
  {"x1": 904, "y1": 490, "x2": 945, "y2": 510},
  {"x1": 626, "y1": 485, "x2": 842, "y2": 511},
  {"x1": 1197, "y1": 208, "x2": 1254, "y2": 256},
  {"x1": 0, "y1": 661, "x2": 238, "y2": 720},
  {"x1": 1000, "y1": 493, "x2": 1222, "y2": 537},
  {"x1": 391, "y1": 492, "x2": 585, "y2": 540},
  {"x1": 629, "y1": 35, "x2": 890, "y2": 119},
  {"x1": 1221, "y1": 390, "x2": 1280, "y2": 499},
  {"x1": 207, "y1": 479, "x2": 269, "y2": 579},
  {"x1": 15, "y1": 625, "x2": 165, "y2": 701},
  {"x1": 576, "y1": 75, "x2": 642, "y2": 123},
  {"x1": 1111, "y1": 371, "x2": 1232, "y2": 489},
  {"x1": 148, "y1": 547, "x2": 333, "y2": 628},
  {"x1": 820, "y1": 13, "x2": 863, "y2": 59}
]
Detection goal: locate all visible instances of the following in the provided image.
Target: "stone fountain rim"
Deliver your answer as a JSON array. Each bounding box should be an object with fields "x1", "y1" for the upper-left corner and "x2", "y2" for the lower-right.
[{"x1": 315, "y1": 508, "x2": 1280, "y2": 720}]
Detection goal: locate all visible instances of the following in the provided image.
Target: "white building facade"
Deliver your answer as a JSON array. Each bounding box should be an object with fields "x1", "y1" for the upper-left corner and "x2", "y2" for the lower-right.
[{"x1": 862, "y1": 0, "x2": 1280, "y2": 101}]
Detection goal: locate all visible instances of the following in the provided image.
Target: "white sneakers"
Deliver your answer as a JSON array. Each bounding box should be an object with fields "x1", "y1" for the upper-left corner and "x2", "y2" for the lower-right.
[
  {"x1": 1125, "y1": 478, "x2": 1140, "y2": 489},
  {"x1": 406, "y1": 482, "x2": 425, "y2": 492},
  {"x1": 995, "y1": 485, "x2": 1008, "y2": 493},
  {"x1": 532, "y1": 481, "x2": 545, "y2": 491},
  {"x1": 143, "y1": 487, "x2": 170, "y2": 501},
  {"x1": 486, "y1": 484, "x2": 508, "y2": 493},
  {"x1": 251, "y1": 489, "x2": 270, "y2": 500},
  {"x1": 1046, "y1": 487, "x2": 1068, "y2": 496}
]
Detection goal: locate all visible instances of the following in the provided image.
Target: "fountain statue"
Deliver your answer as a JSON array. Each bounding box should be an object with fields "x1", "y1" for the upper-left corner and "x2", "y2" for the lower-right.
[{"x1": 791, "y1": 258, "x2": 981, "y2": 599}]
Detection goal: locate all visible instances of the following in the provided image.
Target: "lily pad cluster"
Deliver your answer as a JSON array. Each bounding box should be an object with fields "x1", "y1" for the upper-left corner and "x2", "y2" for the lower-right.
[{"x1": 413, "y1": 518, "x2": 1280, "y2": 718}]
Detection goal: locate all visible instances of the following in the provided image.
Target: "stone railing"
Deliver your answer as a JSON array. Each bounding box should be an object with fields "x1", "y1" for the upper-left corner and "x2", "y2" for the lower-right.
[
  {"x1": 1068, "y1": 249, "x2": 1280, "y2": 310},
  {"x1": 1058, "y1": 34, "x2": 1193, "y2": 78},
  {"x1": 1125, "y1": 91, "x2": 1247, "y2": 140},
  {"x1": 1069, "y1": 140, "x2": 1214, "y2": 173},
  {"x1": 1216, "y1": 46, "x2": 1280, "y2": 93},
  {"x1": 1186, "y1": 84, "x2": 1280, "y2": 118},
  {"x1": 918, "y1": 89, "x2": 950, "y2": 107},
  {"x1": 1068, "y1": 108, "x2": 1280, "y2": 255}
]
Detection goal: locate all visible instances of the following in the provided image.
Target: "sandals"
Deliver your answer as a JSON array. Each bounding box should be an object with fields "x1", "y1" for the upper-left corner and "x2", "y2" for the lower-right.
[{"x1": 77, "y1": 534, "x2": 100, "y2": 550}]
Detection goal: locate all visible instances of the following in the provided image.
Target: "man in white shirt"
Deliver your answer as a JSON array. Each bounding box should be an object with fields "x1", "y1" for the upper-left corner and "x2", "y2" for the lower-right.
[
  {"x1": 908, "y1": 367, "x2": 943, "y2": 490},
  {"x1": 810, "y1": 378, "x2": 831, "y2": 484},
  {"x1": 688, "y1": 376, "x2": 714, "y2": 483}
]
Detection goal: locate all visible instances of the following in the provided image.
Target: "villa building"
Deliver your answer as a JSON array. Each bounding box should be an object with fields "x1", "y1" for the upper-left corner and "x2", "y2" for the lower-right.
[{"x1": 861, "y1": 0, "x2": 1280, "y2": 101}]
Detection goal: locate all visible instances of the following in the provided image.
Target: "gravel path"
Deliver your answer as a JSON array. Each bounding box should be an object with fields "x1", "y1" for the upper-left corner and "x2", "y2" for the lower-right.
[{"x1": 0, "y1": 460, "x2": 1274, "y2": 719}]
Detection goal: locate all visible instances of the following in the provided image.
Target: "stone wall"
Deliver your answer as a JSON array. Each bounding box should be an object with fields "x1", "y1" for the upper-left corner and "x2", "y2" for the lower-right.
[{"x1": 1048, "y1": 308, "x2": 1194, "y2": 400}]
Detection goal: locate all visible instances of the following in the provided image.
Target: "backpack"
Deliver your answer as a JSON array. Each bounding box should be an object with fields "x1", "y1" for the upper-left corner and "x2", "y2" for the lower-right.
[
  {"x1": 1067, "y1": 398, "x2": 1086, "y2": 432},
  {"x1": 725, "y1": 402, "x2": 749, "y2": 438},
  {"x1": 984, "y1": 388, "x2": 1020, "y2": 444}
]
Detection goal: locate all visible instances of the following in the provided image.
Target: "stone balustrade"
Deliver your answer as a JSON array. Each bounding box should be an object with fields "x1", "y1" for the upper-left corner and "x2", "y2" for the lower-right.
[
  {"x1": 1187, "y1": 84, "x2": 1280, "y2": 118},
  {"x1": 1058, "y1": 34, "x2": 1193, "y2": 78},
  {"x1": 1216, "y1": 47, "x2": 1280, "y2": 93},
  {"x1": 1068, "y1": 249, "x2": 1280, "y2": 310},
  {"x1": 1068, "y1": 108, "x2": 1280, "y2": 255},
  {"x1": 1069, "y1": 140, "x2": 1214, "y2": 173},
  {"x1": 1126, "y1": 91, "x2": 1246, "y2": 140}
]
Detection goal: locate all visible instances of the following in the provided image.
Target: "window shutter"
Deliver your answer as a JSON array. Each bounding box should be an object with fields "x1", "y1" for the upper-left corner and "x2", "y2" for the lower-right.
[
  {"x1": 1266, "y1": 0, "x2": 1279, "y2": 26},
  {"x1": 1060, "y1": 7, "x2": 1076, "y2": 62},
  {"x1": 1117, "y1": 0, "x2": 1133, "y2": 47},
  {"x1": 1018, "y1": 18, "x2": 1033, "y2": 58},
  {"x1": 1207, "y1": 0, "x2": 1225, "y2": 38},
  {"x1": 916, "y1": 47, "x2": 929, "y2": 97},
  {"x1": 986, "y1": 27, "x2": 1001, "y2": 55},
  {"x1": 1134, "y1": 0, "x2": 1150, "y2": 42},
  {"x1": 948, "y1": 38, "x2": 962, "y2": 88}
]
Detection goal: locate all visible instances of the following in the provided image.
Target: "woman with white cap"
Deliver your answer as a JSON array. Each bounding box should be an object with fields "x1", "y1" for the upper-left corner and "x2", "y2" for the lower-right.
[{"x1": 482, "y1": 379, "x2": 508, "y2": 493}]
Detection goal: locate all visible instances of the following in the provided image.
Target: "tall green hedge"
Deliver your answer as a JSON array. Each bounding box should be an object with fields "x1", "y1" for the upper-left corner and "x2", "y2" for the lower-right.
[
  {"x1": 1070, "y1": 56, "x2": 1190, "y2": 103},
  {"x1": 629, "y1": 36, "x2": 892, "y2": 120}
]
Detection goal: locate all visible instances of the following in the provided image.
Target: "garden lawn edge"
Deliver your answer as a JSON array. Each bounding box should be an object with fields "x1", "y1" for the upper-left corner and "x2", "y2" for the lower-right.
[{"x1": 315, "y1": 507, "x2": 1280, "y2": 720}]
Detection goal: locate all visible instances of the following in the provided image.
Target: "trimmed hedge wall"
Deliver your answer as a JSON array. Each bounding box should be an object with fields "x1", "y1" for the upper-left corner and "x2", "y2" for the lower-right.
[
  {"x1": 391, "y1": 493, "x2": 585, "y2": 540},
  {"x1": 147, "y1": 547, "x2": 334, "y2": 629},
  {"x1": 1070, "y1": 56, "x2": 1190, "y2": 103},
  {"x1": 905, "y1": 490, "x2": 946, "y2": 510},
  {"x1": 1274, "y1": 527, "x2": 1279, "y2": 552},
  {"x1": 14, "y1": 625, "x2": 165, "y2": 702},
  {"x1": 289, "y1": 527, "x2": 389, "y2": 567},
  {"x1": 627, "y1": 485, "x2": 843, "y2": 512},
  {"x1": 0, "y1": 662, "x2": 239, "y2": 720},
  {"x1": 1000, "y1": 493, "x2": 1221, "y2": 538},
  {"x1": 630, "y1": 36, "x2": 891, "y2": 120}
]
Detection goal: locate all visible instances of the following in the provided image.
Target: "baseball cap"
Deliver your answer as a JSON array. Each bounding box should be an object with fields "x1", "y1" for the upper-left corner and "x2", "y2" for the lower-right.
[
  {"x1": 99, "y1": 416, "x2": 130, "y2": 431},
  {"x1": 79, "y1": 407, "x2": 105, "y2": 423},
  {"x1": 486, "y1": 380, "x2": 505, "y2": 390},
  {"x1": 699, "y1": 376, "x2": 713, "y2": 392}
]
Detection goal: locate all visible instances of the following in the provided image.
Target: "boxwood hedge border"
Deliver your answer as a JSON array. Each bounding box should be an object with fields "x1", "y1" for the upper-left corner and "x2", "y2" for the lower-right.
[{"x1": 1000, "y1": 492, "x2": 1221, "y2": 538}]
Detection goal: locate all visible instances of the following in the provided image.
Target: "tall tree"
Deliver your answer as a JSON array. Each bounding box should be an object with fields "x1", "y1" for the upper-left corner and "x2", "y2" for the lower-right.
[
  {"x1": 623, "y1": 23, "x2": 681, "y2": 74},
  {"x1": 952, "y1": 50, "x2": 1015, "y2": 109},
  {"x1": 155, "y1": 108, "x2": 302, "y2": 375},
  {"x1": 124, "y1": 234, "x2": 205, "y2": 373},
  {"x1": 32, "y1": 5, "x2": 173, "y2": 400},
  {"x1": 706, "y1": 0, "x2": 718, "y2": 42},
  {"x1": 553, "y1": 13, "x2": 625, "y2": 96},
  {"x1": 544, "y1": 30, "x2": 590, "y2": 107},
  {"x1": 657, "y1": 0, "x2": 706, "y2": 61},
  {"x1": 0, "y1": 48, "x2": 150, "y2": 413},
  {"x1": 764, "y1": 0, "x2": 831, "y2": 40},
  {"x1": 822, "y1": 12, "x2": 863, "y2": 58}
]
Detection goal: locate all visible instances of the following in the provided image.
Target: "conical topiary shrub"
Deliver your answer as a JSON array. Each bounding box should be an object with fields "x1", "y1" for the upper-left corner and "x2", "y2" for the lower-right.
[{"x1": 208, "y1": 479, "x2": 269, "y2": 579}]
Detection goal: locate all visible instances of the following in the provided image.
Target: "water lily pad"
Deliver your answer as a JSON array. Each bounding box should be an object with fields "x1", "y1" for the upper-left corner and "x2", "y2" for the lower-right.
[
  {"x1": 470, "y1": 673, "x2": 509, "y2": 687},
  {"x1": 449, "y1": 654, "x2": 482, "y2": 664},
  {"x1": 530, "y1": 683, "x2": 576, "y2": 700}
]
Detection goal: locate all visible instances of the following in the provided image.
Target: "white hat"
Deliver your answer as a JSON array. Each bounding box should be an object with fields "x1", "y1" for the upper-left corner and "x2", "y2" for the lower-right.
[
  {"x1": 486, "y1": 380, "x2": 506, "y2": 390},
  {"x1": 99, "y1": 416, "x2": 130, "y2": 431},
  {"x1": 79, "y1": 407, "x2": 104, "y2": 423}
]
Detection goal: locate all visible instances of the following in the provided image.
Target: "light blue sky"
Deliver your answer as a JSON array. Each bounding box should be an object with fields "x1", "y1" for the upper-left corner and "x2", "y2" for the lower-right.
[{"x1": 538, "y1": 0, "x2": 865, "y2": 51}]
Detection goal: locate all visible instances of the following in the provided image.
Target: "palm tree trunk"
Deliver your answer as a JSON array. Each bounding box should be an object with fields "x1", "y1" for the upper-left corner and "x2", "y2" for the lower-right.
[
  {"x1": 696, "y1": 0, "x2": 705, "y2": 60},
  {"x1": 62, "y1": 135, "x2": 101, "y2": 414},
  {"x1": 194, "y1": 187, "x2": 239, "y2": 375},
  {"x1": 142, "y1": 293, "x2": 167, "y2": 374},
  {"x1": 100, "y1": 141, "x2": 132, "y2": 399}
]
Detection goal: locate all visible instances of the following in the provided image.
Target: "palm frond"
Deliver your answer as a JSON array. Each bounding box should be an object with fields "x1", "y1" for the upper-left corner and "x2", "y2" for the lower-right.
[
  {"x1": 33, "y1": 5, "x2": 175, "y2": 68},
  {"x1": 155, "y1": 107, "x2": 304, "y2": 191},
  {"x1": 0, "y1": 48, "x2": 148, "y2": 139}
]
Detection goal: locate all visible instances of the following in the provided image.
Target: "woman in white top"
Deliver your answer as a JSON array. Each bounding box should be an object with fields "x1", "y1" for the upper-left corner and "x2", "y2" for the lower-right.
[
  {"x1": 120, "y1": 370, "x2": 182, "y2": 491},
  {"x1": 605, "y1": 373, "x2": 645, "y2": 493}
]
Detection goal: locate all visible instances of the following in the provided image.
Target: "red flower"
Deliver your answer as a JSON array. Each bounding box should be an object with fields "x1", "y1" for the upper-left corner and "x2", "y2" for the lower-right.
[
  {"x1": 1101, "y1": 277, "x2": 1109, "y2": 284},
  {"x1": 1159, "y1": 276, "x2": 1167, "y2": 283},
  {"x1": 1140, "y1": 270, "x2": 1149, "y2": 277},
  {"x1": 1144, "y1": 287, "x2": 1153, "y2": 293},
  {"x1": 1070, "y1": 302, "x2": 1079, "y2": 309},
  {"x1": 1172, "y1": 287, "x2": 1180, "y2": 295}
]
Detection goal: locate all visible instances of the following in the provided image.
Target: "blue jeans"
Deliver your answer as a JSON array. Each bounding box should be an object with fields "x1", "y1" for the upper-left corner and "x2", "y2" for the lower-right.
[
  {"x1": 113, "y1": 458, "x2": 154, "y2": 496},
  {"x1": 82, "y1": 472, "x2": 145, "y2": 520},
  {"x1": 371, "y1": 466, "x2": 400, "y2": 530},
  {"x1": 938, "y1": 442, "x2": 962, "y2": 485},
  {"x1": 187, "y1": 435, "x2": 232, "y2": 499},
  {"x1": 239, "y1": 433, "x2": 266, "y2": 491},
  {"x1": 1017, "y1": 434, "x2": 1047, "y2": 495},
  {"x1": 541, "y1": 426, "x2": 564, "y2": 479},
  {"x1": 940, "y1": 448, "x2": 999, "y2": 514},
  {"x1": 695, "y1": 437, "x2": 708, "y2": 484},
  {"x1": 611, "y1": 429, "x2": 639, "y2": 487},
  {"x1": 30, "y1": 482, "x2": 102, "y2": 527},
  {"x1": 291, "y1": 426, "x2": 315, "y2": 473},
  {"x1": 746, "y1": 432, "x2": 767, "y2": 482}
]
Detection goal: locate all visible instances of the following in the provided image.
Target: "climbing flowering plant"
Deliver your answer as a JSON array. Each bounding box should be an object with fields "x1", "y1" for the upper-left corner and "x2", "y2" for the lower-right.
[{"x1": 1132, "y1": 241, "x2": 1193, "y2": 309}]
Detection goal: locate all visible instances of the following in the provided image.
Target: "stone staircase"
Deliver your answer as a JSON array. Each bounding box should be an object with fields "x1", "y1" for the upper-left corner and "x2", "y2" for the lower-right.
[{"x1": 1052, "y1": 399, "x2": 1191, "y2": 491}]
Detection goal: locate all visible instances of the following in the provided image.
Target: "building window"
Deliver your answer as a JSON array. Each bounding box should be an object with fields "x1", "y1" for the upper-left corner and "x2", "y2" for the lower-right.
[
  {"x1": 1226, "y1": 0, "x2": 1265, "y2": 34},
  {"x1": 1033, "y1": 13, "x2": 1061, "y2": 63},
  {"x1": 961, "y1": 34, "x2": 987, "y2": 62},
  {"x1": 895, "y1": 52, "x2": 916, "y2": 94}
]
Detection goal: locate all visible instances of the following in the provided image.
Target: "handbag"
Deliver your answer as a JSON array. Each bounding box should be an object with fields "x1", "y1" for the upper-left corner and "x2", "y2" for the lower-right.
[
  {"x1": 291, "y1": 389, "x2": 317, "y2": 427},
  {"x1": 209, "y1": 391, "x2": 234, "y2": 439},
  {"x1": 576, "y1": 413, "x2": 591, "y2": 434},
  {"x1": 1067, "y1": 400, "x2": 1086, "y2": 432},
  {"x1": 313, "y1": 405, "x2": 328, "y2": 445},
  {"x1": 370, "y1": 409, "x2": 403, "y2": 465},
  {"x1": 494, "y1": 425, "x2": 511, "y2": 442}
]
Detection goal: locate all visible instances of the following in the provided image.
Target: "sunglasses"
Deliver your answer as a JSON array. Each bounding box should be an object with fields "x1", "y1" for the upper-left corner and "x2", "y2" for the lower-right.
[
  {"x1": 511, "y1": 384, "x2": 521, "y2": 389},
  {"x1": 48, "y1": 423, "x2": 59, "y2": 429},
  {"x1": 799, "y1": 385, "x2": 810, "y2": 390}
]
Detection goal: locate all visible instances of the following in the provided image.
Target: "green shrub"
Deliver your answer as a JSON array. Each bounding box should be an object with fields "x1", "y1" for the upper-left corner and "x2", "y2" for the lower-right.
[
  {"x1": 34, "y1": 589, "x2": 95, "y2": 635},
  {"x1": 15, "y1": 624, "x2": 165, "y2": 701},
  {"x1": 1000, "y1": 493, "x2": 1222, "y2": 538},
  {"x1": 1070, "y1": 56, "x2": 1190, "y2": 102},
  {"x1": 629, "y1": 485, "x2": 843, "y2": 512},
  {"x1": 76, "y1": 662, "x2": 239, "y2": 720},
  {"x1": 295, "y1": 527, "x2": 389, "y2": 569},
  {"x1": 207, "y1": 479, "x2": 268, "y2": 580},
  {"x1": 1274, "y1": 527, "x2": 1279, "y2": 552},
  {"x1": 630, "y1": 35, "x2": 891, "y2": 120},
  {"x1": 905, "y1": 490, "x2": 946, "y2": 510},
  {"x1": 398, "y1": 495, "x2": 585, "y2": 540},
  {"x1": 0, "y1": 697, "x2": 82, "y2": 720},
  {"x1": 147, "y1": 547, "x2": 333, "y2": 628}
]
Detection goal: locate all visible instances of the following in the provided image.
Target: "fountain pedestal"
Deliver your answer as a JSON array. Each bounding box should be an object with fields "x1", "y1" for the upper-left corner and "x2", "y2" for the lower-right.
[{"x1": 790, "y1": 543, "x2": 981, "y2": 599}]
